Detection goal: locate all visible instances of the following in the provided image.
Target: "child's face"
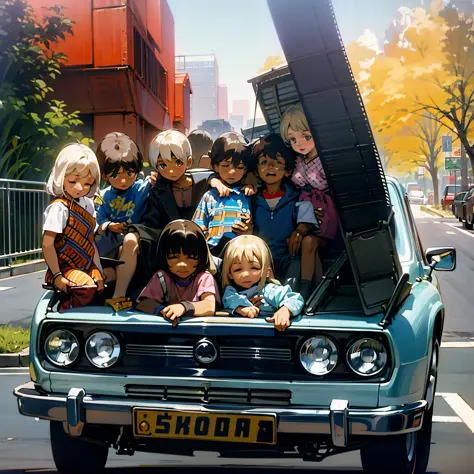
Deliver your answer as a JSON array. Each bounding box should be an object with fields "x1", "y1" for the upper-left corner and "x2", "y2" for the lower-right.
[
  {"x1": 166, "y1": 250, "x2": 199, "y2": 281},
  {"x1": 257, "y1": 153, "x2": 290, "y2": 186},
  {"x1": 214, "y1": 157, "x2": 246, "y2": 186},
  {"x1": 287, "y1": 127, "x2": 315, "y2": 156},
  {"x1": 64, "y1": 172, "x2": 96, "y2": 199},
  {"x1": 229, "y1": 255, "x2": 263, "y2": 289},
  {"x1": 104, "y1": 166, "x2": 137, "y2": 191},
  {"x1": 157, "y1": 154, "x2": 191, "y2": 182}
]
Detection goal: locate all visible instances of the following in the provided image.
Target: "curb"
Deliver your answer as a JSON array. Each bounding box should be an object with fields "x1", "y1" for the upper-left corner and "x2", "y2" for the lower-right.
[
  {"x1": 420, "y1": 206, "x2": 451, "y2": 218},
  {"x1": 0, "y1": 348, "x2": 29, "y2": 368},
  {"x1": 0, "y1": 259, "x2": 46, "y2": 280}
]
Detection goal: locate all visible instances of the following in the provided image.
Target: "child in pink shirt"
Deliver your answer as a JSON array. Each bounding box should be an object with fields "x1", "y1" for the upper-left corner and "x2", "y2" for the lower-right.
[{"x1": 136, "y1": 220, "x2": 220, "y2": 326}]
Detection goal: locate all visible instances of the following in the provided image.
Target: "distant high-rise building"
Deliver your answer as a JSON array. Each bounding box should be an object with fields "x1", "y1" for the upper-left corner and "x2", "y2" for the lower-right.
[
  {"x1": 176, "y1": 54, "x2": 219, "y2": 130},
  {"x1": 232, "y1": 100, "x2": 250, "y2": 125},
  {"x1": 217, "y1": 84, "x2": 228, "y2": 120}
]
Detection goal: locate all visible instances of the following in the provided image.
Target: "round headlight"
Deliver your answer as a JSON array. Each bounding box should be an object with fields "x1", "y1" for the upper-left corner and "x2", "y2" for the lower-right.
[
  {"x1": 44, "y1": 330, "x2": 79, "y2": 367},
  {"x1": 85, "y1": 332, "x2": 120, "y2": 368},
  {"x1": 300, "y1": 336, "x2": 338, "y2": 375},
  {"x1": 347, "y1": 338, "x2": 387, "y2": 376}
]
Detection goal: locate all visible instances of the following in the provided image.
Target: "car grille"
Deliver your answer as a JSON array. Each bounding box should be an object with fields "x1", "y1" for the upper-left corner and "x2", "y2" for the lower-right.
[
  {"x1": 125, "y1": 385, "x2": 292, "y2": 406},
  {"x1": 126, "y1": 344, "x2": 292, "y2": 362}
]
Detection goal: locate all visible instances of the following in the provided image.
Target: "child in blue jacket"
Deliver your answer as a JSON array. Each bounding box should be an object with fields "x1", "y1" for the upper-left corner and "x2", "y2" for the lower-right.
[
  {"x1": 222, "y1": 235, "x2": 304, "y2": 331},
  {"x1": 252, "y1": 134, "x2": 320, "y2": 299},
  {"x1": 95, "y1": 132, "x2": 150, "y2": 268}
]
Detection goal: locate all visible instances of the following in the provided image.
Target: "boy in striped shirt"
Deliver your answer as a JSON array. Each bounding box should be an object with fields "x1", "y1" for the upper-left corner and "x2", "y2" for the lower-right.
[{"x1": 193, "y1": 132, "x2": 255, "y2": 256}]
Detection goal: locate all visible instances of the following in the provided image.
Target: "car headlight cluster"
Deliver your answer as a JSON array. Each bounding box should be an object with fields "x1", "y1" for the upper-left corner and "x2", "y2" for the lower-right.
[
  {"x1": 44, "y1": 330, "x2": 120, "y2": 369},
  {"x1": 299, "y1": 335, "x2": 388, "y2": 377}
]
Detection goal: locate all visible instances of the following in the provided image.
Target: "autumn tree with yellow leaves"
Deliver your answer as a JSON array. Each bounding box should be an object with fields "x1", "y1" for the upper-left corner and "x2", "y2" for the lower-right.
[{"x1": 347, "y1": 1, "x2": 474, "y2": 202}]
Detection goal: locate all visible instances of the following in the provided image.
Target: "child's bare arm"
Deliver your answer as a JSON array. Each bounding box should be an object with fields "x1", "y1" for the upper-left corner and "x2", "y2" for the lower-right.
[
  {"x1": 192, "y1": 293, "x2": 216, "y2": 316},
  {"x1": 42, "y1": 231, "x2": 75, "y2": 292}
]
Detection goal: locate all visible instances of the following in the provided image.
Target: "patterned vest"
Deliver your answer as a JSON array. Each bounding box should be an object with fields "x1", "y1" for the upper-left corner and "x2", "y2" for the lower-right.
[{"x1": 46, "y1": 197, "x2": 96, "y2": 283}]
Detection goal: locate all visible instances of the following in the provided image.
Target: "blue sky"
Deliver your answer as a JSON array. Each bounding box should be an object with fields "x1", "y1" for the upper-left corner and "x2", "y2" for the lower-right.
[{"x1": 167, "y1": 0, "x2": 424, "y2": 115}]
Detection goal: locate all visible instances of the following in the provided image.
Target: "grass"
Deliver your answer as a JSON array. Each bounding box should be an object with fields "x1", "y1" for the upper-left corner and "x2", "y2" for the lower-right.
[{"x1": 0, "y1": 325, "x2": 30, "y2": 354}]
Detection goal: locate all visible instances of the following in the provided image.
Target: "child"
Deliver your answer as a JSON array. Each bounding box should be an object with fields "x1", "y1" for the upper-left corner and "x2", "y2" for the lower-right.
[
  {"x1": 42, "y1": 143, "x2": 104, "y2": 310},
  {"x1": 193, "y1": 132, "x2": 254, "y2": 256},
  {"x1": 222, "y1": 235, "x2": 304, "y2": 332},
  {"x1": 95, "y1": 132, "x2": 150, "y2": 262},
  {"x1": 187, "y1": 129, "x2": 213, "y2": 169},
  {"x1": 136, "y1": 219, "x2": 220, "y2": 325},
  {"x1": 280, "y1": 104, "x2": 338, "y2": 283},
  {"x1": 252, "y1": 134, "x2": 319, "y2": 299}
]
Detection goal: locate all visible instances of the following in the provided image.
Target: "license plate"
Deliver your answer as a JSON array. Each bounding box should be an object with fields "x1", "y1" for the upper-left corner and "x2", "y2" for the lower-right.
[{"x1": 132, "y1": 409, "x2": 276, "y2": 445}]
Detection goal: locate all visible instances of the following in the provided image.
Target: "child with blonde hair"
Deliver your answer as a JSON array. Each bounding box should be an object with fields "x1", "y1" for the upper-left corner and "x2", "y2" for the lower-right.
[
  {"x1": 280, "y1": 104, "x2": 338, "y2": 284},
  {"x1": 42, "y1": 143, "x2": 104, "y2": 310},
  {"x1": 222, "y1": 235, "x2": 304, "y2": 332}
]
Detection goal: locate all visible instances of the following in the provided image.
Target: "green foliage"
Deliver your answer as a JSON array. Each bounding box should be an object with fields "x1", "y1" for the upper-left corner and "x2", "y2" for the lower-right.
[
  {"x1": 0, "y1": 324, "x2": 30, "y2": 354},
  {"x1": 0, "y1": 0, "x2": 93, "y2": 180}
]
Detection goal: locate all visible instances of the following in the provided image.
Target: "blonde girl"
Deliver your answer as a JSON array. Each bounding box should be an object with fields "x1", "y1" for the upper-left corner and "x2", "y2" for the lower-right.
[
  {"x1": 42, "y1": 143, "x2": 104, "y2": 310},
  {"x1": 222, "y1": 235, "x2": 304, "y2": 332},
  {"x1": 280, "y1": 104, "x2": 338, "y2": 285}
]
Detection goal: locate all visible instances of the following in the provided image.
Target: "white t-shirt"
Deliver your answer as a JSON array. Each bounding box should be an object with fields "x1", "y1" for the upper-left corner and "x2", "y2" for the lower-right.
[{"x1": 43, "y1": 197, "x2": 96, "y2": 234}]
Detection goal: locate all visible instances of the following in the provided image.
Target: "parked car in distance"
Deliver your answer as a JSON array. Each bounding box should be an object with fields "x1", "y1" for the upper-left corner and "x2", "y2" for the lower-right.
[
  {"x1": 441, "y1": 185, "x2": 461, "y2": 211},
  {"x1": 462, "y1": 186, "x2": 474, "y2": 229},
  {"x1": 452, "y1": 191, "x2": 467, "y2": 220},
  {"x1": 408, "y1": 188, "x2": 427, "y2": 205}
]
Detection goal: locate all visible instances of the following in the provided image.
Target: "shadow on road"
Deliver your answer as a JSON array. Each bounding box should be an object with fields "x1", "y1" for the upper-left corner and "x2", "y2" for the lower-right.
[{"x1": 0, "y1": 467, "x2": 366, "y2": 474}]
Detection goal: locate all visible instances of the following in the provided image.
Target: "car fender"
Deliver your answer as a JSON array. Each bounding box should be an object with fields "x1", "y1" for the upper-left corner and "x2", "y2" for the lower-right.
[{"x1": 379, "y1": 279, "x2": 443, "y2": 406}]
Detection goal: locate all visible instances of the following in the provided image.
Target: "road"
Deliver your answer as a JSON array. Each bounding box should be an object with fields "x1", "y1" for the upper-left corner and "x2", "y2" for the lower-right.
[{"x1": 0, "y1": 205, "x2": 473, "y2": 472}]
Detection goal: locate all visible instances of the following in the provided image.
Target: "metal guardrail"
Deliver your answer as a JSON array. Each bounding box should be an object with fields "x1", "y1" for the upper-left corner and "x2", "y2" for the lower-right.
[{"x1": 0, "y1": 178, "x2": 49, "y2": 264}]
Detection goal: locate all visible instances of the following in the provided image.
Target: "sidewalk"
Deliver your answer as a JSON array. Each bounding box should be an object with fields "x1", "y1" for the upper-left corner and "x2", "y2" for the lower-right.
[
  {"x1": 420, "y1": 205, "x2": 455, "y2": 218},
  {"x1": 0, "y1": 259, "x2": 46, "y2": 280}
]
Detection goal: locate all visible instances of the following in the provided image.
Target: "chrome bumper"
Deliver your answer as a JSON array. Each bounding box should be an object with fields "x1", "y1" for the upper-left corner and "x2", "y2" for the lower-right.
[{"x1": 14, "y1": 382, "x2": 426, "y2": 449}]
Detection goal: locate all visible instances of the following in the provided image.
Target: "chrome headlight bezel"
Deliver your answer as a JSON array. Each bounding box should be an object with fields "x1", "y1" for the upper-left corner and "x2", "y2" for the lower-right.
[
  {"x1": 299, "y1": 335, "x2": 339, "y2": 376},
  {"x1": 346, "y1": 337, "x2": 388, "y2": 377},
  {"x1": 44, "y1": 329, "x2": 79, "y2": 367},
  {"x1": 85, "y1": 331, "x2": 121, "y2": 369}
]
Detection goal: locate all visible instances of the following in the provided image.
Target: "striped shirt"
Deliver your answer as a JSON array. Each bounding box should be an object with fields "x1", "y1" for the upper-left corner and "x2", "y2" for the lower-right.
[{"x1": 193, "y1": 187, "x2": 251, "y2": 249}]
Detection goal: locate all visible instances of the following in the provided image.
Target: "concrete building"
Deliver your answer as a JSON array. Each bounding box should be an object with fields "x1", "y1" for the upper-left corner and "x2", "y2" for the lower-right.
[
  {"x1": 27, "y1": 0, "x2": 190, "y2": 160},
  {"x1": 176, "y1": 54, "x2": 219, "y2": 130},
  {"x1": 217, "y1": 84, "x2": 229, "y2": 120},
  {"x1": 232, "y1": 100, "x2": 250, "y2": 125}
]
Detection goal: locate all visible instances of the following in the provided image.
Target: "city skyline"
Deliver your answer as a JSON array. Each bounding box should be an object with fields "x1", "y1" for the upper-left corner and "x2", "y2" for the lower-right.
[{"x1": 168, "y1": 0, "x2": 430, "y2": 120}]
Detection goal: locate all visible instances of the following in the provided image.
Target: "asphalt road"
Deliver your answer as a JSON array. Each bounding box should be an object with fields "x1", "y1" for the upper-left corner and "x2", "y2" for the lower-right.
[{"x1": 0, "y1": 205, "x2": 473, "y2": 472}]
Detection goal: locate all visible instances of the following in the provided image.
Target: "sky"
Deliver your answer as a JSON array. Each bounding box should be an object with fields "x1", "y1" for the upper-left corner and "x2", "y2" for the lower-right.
[{"x1": 167, "y1": 0, "x2": 425, "y2": 118}]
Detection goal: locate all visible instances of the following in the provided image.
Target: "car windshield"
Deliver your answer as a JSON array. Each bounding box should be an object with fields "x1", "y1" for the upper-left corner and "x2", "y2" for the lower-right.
[{"x1": 446, "y1": 185, "x2": 461, "y2": 193}]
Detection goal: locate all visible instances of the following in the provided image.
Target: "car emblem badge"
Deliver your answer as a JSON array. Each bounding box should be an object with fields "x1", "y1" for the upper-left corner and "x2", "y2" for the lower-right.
[{"x1": 194, "y1": 338, "x2": 218, "y2": 364}]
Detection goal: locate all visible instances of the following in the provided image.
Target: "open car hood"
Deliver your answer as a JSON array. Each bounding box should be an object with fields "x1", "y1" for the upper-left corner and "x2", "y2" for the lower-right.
[{"x1": 253, "y1": 0, "x2": 403, "y2": 316}]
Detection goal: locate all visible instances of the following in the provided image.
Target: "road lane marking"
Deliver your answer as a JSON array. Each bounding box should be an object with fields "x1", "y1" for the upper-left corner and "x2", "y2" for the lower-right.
[
  {"x1": 441, "y1": 341, "x2": 474, "y2": 348},
  {"x1": 433, "y1": 415, "x2": 462, "y2": 423},
  {"x1": 446, "y1": 231, "x2": 456, "y2": 235},
  {"x1": 0, "y1": 287, "x2": 13, "y2": 291},
  {"x1": 434, "y1": 221, "x2": 441, "y2": 224},
  {"x1": 437, "y1": 393, "x2": 474, "y2": 434},
  {"x1": 0, "y1": 372, "x2": 29, "y2": 376},
  {"x1": 444, "y1": 222, "x2": 474, "y2": 238}
]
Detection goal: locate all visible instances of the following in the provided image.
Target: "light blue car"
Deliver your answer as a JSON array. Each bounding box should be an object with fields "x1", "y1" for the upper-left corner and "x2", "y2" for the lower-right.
[{"x1": 13, "y1": 1, "x2": 456, "y2": 473}]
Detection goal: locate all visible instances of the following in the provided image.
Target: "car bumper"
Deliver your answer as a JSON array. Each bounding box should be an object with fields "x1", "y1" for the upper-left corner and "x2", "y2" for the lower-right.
[{"x1": 14, "y1": 382, "x2": 427, "y2": 448}]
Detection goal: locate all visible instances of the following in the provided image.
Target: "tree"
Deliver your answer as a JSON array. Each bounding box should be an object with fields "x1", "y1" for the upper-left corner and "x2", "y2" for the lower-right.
[
  {"x1": 409, "y1": 4, "x2": 474, "y2": 183},
  {"x1": 0, "y1": 0, "x2": 92, "y2": 179}
]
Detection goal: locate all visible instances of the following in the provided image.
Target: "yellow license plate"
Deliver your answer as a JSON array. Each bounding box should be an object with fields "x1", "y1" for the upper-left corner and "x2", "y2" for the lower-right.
[{"x1": 132, "y1": 409, "x2": 277, "y2": 445}]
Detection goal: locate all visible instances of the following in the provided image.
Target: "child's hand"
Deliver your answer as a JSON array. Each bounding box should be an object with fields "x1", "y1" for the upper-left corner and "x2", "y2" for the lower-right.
[
  {"x1": 210, "y1": 177, "x2": 231, "y2": 197},
  {"x1": 53, "y1": 274, "x2": 76, "y2": 293},
  {"x1": 315, "y1": 208, "x2": 325, "y2": 221},
  {"x1": 236, "y1": 305, "x2": 260, "y2": 318},
  {"x1": 241, "y1": 184, "x2": 257, "y2": 196},
  {"x1": 150, "y1": 171, "x2": 158, "y2": 185},
  {"x1": 232, "y1": 213, "x2": 253, "y2": 235},
  {"x1": 109, "y1": 222, "x2": 128, "y2": 233},
  {"x1": 162, "y1": 303, "x2": 186, "y2": 326},
  {"x1": 266, "y1": 306, "x2": 291, "y2": 332},
  {"x1": 287, "y1": 229, "x2": 304, "y2": 257},
  {"x1": 249, "y1": 295, "x2": 264, "y2": 307}
]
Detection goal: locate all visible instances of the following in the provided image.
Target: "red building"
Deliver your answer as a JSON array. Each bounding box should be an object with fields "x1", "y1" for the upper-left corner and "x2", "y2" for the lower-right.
[{"x1": 28, "y1": 0, "x2": 190, "y2": 159}]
